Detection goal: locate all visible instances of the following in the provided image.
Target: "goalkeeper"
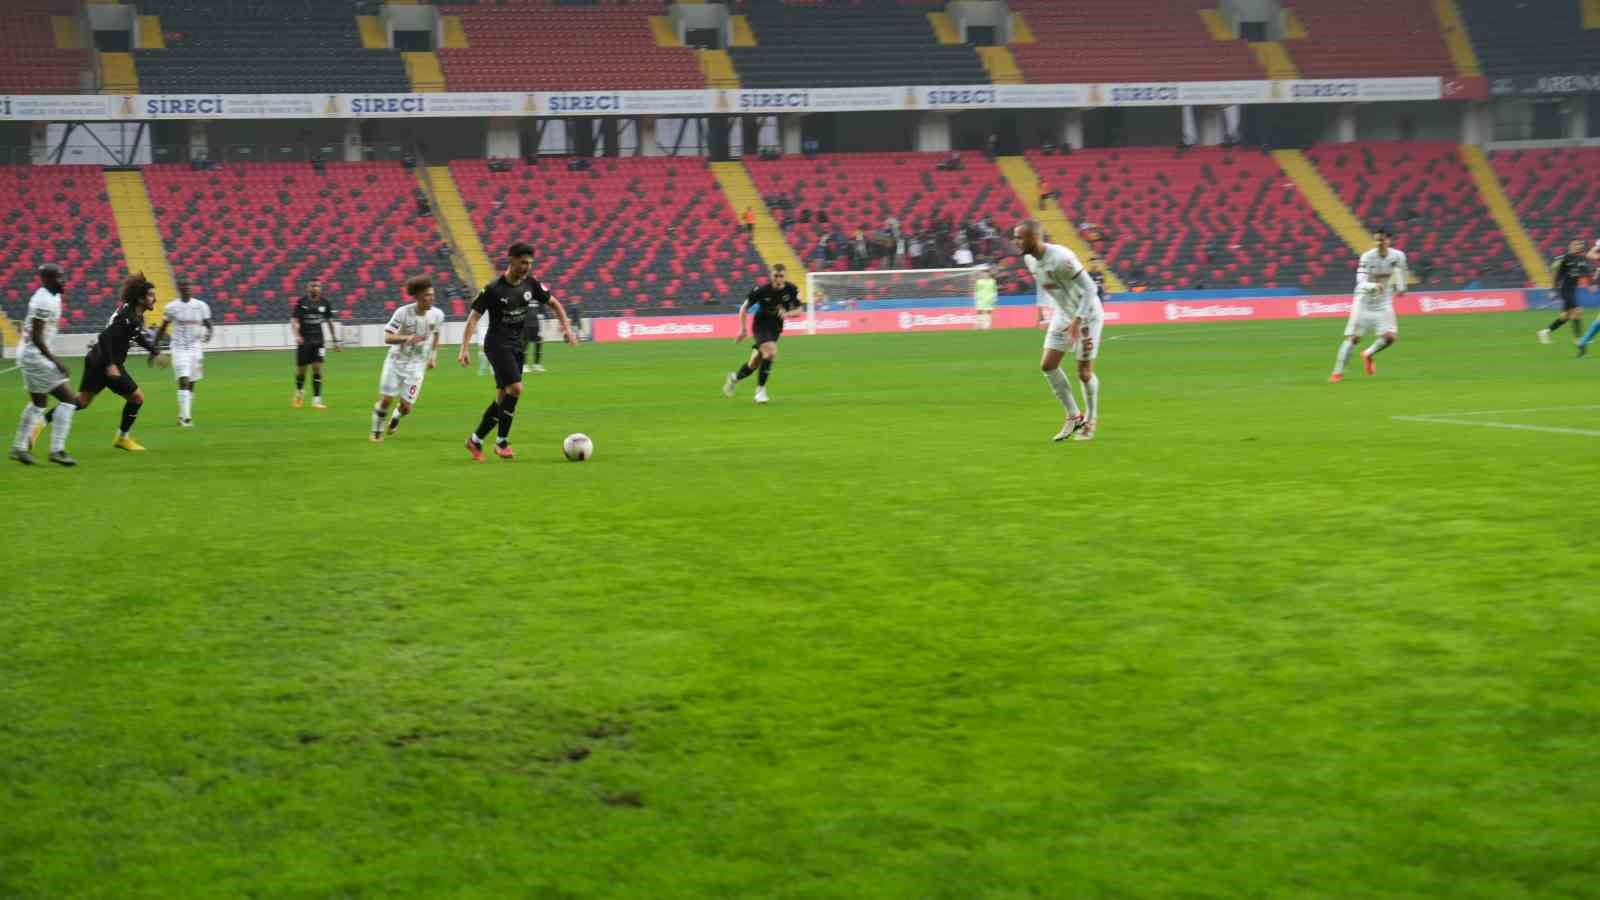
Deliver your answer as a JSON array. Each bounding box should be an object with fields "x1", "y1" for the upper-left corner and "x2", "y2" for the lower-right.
[{"x1": 974, "y1": 267, "x2": 998, "y2": 330}]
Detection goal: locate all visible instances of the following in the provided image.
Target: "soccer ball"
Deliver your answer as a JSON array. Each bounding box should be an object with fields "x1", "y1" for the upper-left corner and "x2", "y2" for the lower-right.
[{"x1": 562, "y1": 433, "x2": 593, "y2": 461}]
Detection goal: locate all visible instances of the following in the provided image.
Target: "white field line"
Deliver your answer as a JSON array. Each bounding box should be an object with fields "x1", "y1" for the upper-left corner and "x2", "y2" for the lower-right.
[{"x1": 1394, "y1": 404, "x2": 1600, "y2": 437}]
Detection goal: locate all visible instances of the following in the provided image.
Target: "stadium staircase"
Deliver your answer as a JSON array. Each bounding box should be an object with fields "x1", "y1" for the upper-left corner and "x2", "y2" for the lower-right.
[
  {"x1": 145, "y1": 162, "x2": 458, "y2": 323},
  {"x1": 104, "y1": 171, "x2": 176, "y2": 320},
  {"x1": 1433, "y1": 0, "x2": 1482, "y2": 77},
  {"x1": 1271, "y1": 150, "x2": 1370, "y2": 255},
  {"x1": 0, "y1": 167, "x2": 123, "y2": 331},
  {"x1": 423, "y1": 165, "x2": 497, "y2": 292},
  {"x1": 1459, "y1": 146, "x2": 1549, "y2": 287},
  {"x1": 449, "y1": 158, "x2": 766, "y2": 314},
  {"x1": 1491, "y1": 147, "x2": 1600, "y2": 274},
  {"x1": 1025, "y1": 147, "x2": 1355, "y2": 292},
  {"x1": 997, "y1": 157, "x2": 1126, "y2": 293},
  {"x1": 1249, "y1": 41, "x2": 1300, "y2": 79},
  {"x1": 1304, "y1": 142, "x2": 1525, "y2": 288},
  {"x1": 710, "y1": 163, "x2": 806, "y2": 294}
]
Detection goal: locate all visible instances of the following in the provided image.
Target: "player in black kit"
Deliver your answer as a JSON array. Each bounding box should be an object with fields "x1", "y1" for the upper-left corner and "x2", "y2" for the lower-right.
[
  {"x1": 723, "y1": 264, "x2": 803, "y2": 404},
  {"x1": 71, "y1": 272, "x2": 163, "y2": 451},
  {"x1": 290, "y1": 278, "x2": 340, "y2": 409},
  {"x1": 456, "y1": 243, "x2": 577, "y2": 461}
]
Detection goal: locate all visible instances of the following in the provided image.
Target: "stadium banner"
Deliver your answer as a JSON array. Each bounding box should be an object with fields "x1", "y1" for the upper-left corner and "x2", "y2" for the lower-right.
[
  {"x1": 1490, "y1": 75, "x2": 1600, "y2": 97},
  {"x1": 0, "y1": 79, "x2": 1444, "y2": 122},
  {"x1": 588, "y1": 291, "x2": 1526, "y2": 344}
]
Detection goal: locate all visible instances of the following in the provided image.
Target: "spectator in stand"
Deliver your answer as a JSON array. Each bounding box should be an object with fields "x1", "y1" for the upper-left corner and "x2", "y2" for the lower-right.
[
  {"x1": 954, "y1": 242, "x2": 975, "y2": 267},
  {"x1": 985, "y1": 132, "x2": 999, "y2": 159},
  {"x1": 908, "y1": 233, "x2": 925, "y2": 268},
  {"x1": 742, "y1": 207, "x2": 755, "y2": 235},
  {"x1": 852, "y1": 228, "x2": 868, "y2": 267}
]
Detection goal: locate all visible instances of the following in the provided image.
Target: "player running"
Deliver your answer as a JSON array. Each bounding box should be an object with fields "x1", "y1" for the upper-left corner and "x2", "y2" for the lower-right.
[
  {"x1": 722, "y1": 263, "x2": 803, "y2": 404},
  {"x1": 456, "y1": 242, "x2": 578, "y2": 461},
  {"x1": 1330, "y1": 228, "x2": 1407, "y2": 382},
  {"x1": 290, "y1": 278, "x2": 339, "y2": 409},
  {"x1": 1543, "y1": 239, "x2": 1595, "y2": 350},
  {"x1": 155, "y1": 279, "x2": 212, "y2": 426},
  {"x1": 371, "y1": 276, "x2": 445, "y2": 443},
  {"x1": 1014, "y1": 220, "x2": 1103, "y2": 442},
  {"x1": 9, "y1": 263, "x2": 78, "y2": 467},
  {"x1": 522, "y1": 297, "x2": 547, "y2": 374},
  {"x1": 72, "y1": 272, "x2": 162, "y2": 451}
]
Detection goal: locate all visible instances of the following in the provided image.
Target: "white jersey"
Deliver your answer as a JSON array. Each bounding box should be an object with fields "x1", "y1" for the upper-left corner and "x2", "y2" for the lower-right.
[
  {"x1": 163, "y1": 298, "x2": 212, "y2": 353},
  {"x1": 1355, "y1": 248, "x2": 1408, "y2": 311},
  {"x1": 19, "y1": 287, "x2": 62, "y2": 355},
  {"x1": 384, "y1": 302, "x2": 446, "y2": 368},
  {"x1": 1025, "y1": 243, "x2": 1103, "y2": 322}
]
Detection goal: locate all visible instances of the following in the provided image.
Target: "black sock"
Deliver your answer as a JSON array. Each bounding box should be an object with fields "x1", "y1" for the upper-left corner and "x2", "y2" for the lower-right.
[
  {"x1": 735, "y1": 363, "x2": 754, "y2": 381},
  {"x1": 534, "y1": 338, "x2": 543, "y2": 364},
  {"x1": 295, "y1": 374, "x2": 305, "y2": 391},
  {"x1": 758, "y1": 358, "x2": 773, "y2": 387},
  {"x1": 474, "y1": 400, "x2": 500, "y2": 440},
  {"x1": 119, "y1": 400, "x2": 141, "y2": 435},
  {"x1": 1574, "y1": 318, "x2": 1585, "y2": 337},
  {"x1": 497, "y1": 394, "x2": 519, "y2": 443},
  {"x1": 312, "y1": 374, "x2": 322, "y2": 397},
  {"x1": 1551, "y1": 316, "x2": 1569, "y2": 332}
]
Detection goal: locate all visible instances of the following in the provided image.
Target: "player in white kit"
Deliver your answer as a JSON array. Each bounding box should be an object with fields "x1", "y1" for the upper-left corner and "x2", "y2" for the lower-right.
[
  {"x1": 9, "y1": 263, "x2": 78, "y2": 466},
  {"x1": 154, "y1": 280, "x2": 213, "y2": 426},
  {"x1": 1330, "y1": 228, "x2": 1407, "y2": 382},
  {"x1": 1014, "y1": 220, "x2": 1104, "y2": 442},
  {"x1": 370, "y1": 275, "x2": 446, "y2": 443}
]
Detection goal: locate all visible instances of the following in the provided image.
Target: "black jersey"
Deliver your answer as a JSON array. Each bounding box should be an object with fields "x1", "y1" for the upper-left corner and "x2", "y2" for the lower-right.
[
  {"x1": 293, "y1": 295, "x2": 335, "y2": 344},
  {"x1": 1552, "y1": 253, "x2": 1593, "y2": 294},
  {"x1": 1089, "y1": 270, "x2": 1107, "y2": 301},
  {"x1": 472, "y1": 275, "x2": 552, "y2": 347},
  {"x1": 91, "y1": 303, "x2": 157, "y2": 365},
  {"x1": 747, "y1": 282, "x2": 801, "y2": 328}
]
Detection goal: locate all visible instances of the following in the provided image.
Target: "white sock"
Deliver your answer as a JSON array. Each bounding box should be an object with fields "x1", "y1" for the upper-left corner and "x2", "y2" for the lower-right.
[
  {"x1": 1043, "y1": 368, "x2": 1081, "y2": 418},
  {"x1": 1084, "y1": 375, "x2": 1100, "y2": 423},
  {"x1": 1365, "y1": 336, "x2": 1392, "y2": 357},
  {"x1": 372, "y1": 405, "x2": 386, "y2": 434},
  {"x1": 13, "y1": 404, "x2": 42, "y2": 451},
  {"x1": 1334, "y1": 340, "x2": 1355, "y2": 374},
  {"x1": 178, "y1": 389, "x2": 192, "y2": 420},
  {"x1": 50, "y1": 403, "x2": 74, "y2": 453}
]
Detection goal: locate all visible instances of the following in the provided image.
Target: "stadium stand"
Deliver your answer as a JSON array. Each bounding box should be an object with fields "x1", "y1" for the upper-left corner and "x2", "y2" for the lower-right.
[
  {"x1": 449, "y1": 157, "x2": 767, "y2": 314},
  {"x1": 0, "y1": 166, "x2": 122, "y2": 331},
  {"x1": 1490, "y1": 147, "x2": 1600, "y2": 265},
  {"x1": 437, "y1": 1, "x2": 704, "y2": 92},
  {"x1": 1008, "y1": 0, "x2": 1262, "y2": 83},
  {"x1": 1305, "y1": 141, "x2": 1524, "y2": 288},
  {"x1": 132, "y1": 0, "x2": 409, "y2": 94},
  {"x1": 744, "y1": 152, "x2": 1029, "y2": 293},
  {"x1": 0, "y1": 1, "x2": 92, "y2": 94},
  {"x1": 1456, "y1": 0, "x2": 1598, "y2": 79},
  {"x1": 1281, "y1": 0, "x2": 1455, "y2": 78},
  {"x1": 145, "y1": 162, "x2": 457, "y2": 324},
  {"x1": 1025, "y1": 147, "x2": 1352, "y2": 293},
  {"x1": 728, "y1": 0, "x2": 989, "y2": 89}
]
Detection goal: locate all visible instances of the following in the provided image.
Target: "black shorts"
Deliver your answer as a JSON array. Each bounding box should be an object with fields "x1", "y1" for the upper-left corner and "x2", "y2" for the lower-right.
[
  {"x1": 752, "y1": 323, "x2": 783, "y2": 347},
  {"x1": 1562, "y1": 290, "x2": 1581, "y2": 311},
  {"x1": 296, "y1": 343, "x2": 327, "y2": 367},
  {"x1": 79, "y1": 351, "x2": 138, "y2": 398},
  {"x1": 524, "y1": 322, "x2": 543, "y2": 343},
  {"x1": 485, "y1": 342, "x2": 525, "y2": 389}
]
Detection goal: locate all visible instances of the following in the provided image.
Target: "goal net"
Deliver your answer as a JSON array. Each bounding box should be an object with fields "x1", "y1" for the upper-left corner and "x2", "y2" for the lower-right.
[{"x1": 804, "y1": 266, "x2": 989, "y2": 329}]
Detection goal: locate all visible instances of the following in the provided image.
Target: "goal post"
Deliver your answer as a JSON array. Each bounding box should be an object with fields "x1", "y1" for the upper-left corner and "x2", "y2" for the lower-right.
[{"x1": 804, "y1": 266, "x2": 990, "y2": 329}]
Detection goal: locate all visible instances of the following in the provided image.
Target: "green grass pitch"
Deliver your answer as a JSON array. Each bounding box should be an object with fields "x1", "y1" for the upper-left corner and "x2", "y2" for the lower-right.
[{"x1": 4, "y1": 313, "x2": 1599, "y2": 899}]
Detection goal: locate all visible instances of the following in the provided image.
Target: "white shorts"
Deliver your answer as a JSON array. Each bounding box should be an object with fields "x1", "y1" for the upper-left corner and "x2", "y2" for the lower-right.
[
  {"x1": 1344, "y1": 304, "x2": 1398, "y2": 338},
  {"x1": 19, "y1": 348, "x2": 68, "y2": 394},
  {"x1": 379, "y1": 360, "x2": 426, "y2": 404},
  {"x1": 1044, "y1": 311, "x2": 1104, "y2": 361},
  {"x1": 171, "y1": 349, "x2": 204, "y2": 381}
]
